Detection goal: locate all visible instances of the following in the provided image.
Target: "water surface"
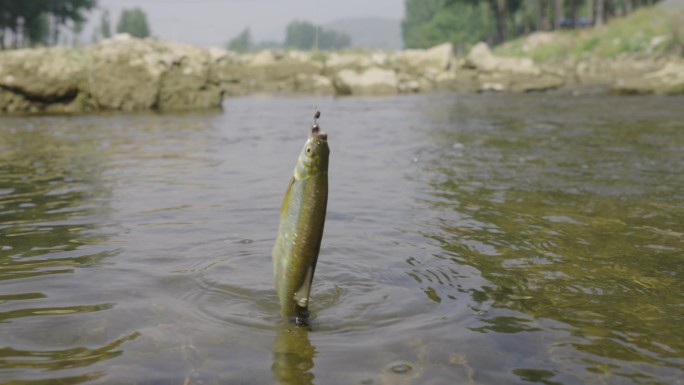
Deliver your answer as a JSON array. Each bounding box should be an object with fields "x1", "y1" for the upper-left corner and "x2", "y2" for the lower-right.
[{"x1": 1, "y1": 93, "x2": 683, "y2": 384}]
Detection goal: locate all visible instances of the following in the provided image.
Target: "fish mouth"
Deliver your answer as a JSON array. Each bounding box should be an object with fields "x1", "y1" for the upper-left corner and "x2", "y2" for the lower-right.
[{"x1": 310, "y1": 124, "x2": 327, "y2": 140}]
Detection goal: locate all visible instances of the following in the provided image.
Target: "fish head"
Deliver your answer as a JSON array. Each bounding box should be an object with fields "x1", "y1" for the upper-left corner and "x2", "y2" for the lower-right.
[{"x1": 295, "y1": 124, "x2": 329, "y2": 180}]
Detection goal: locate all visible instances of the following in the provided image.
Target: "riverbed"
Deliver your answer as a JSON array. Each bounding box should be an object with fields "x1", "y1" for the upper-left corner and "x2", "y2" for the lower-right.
[{"x1": 1, "y1": 93, "x2": 683, "y2": 384}]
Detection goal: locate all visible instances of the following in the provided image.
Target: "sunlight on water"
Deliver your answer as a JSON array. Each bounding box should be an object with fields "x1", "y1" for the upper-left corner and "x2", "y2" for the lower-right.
[{"x1": 0, "y1": 94, "x2": 683, "y2": 384}]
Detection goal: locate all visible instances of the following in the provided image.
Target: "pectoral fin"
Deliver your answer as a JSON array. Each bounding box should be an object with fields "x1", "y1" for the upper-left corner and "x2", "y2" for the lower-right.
[{"x1": 293, "y1": 265, "x2": 314, "y2": 308}]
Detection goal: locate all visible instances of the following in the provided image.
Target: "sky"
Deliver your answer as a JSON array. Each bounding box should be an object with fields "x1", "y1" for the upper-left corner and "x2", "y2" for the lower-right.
[{"x1": 87, "y1": 0, "x2": 405, "y2": 48}]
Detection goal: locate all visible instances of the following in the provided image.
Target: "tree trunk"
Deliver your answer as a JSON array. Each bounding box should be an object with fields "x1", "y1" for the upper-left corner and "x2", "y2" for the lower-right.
[
  {"x1": 605, "y1": 0, "x2": 615, "y2": 20},
  {"x1": 570, "y1": 0, "x2": 578, "y2": 28},
  {"x1": 595, "y1": 0, "x2": 604, "y2": 26},
  {"x1": 499, "y1": 0, "x2": 508, "y2": 40},
  {"x1": 587, "y1": 0, "x2": 594, "y2": 26},
  {"x1": 536, "y1": 0, "x2": 550, "y2": 31},
  {"x1": 488, "y1": 0, "x2": 508, "y2": 43},
  {"x1": 554, "y1": 0, "x2": 565, "y2": 30}
]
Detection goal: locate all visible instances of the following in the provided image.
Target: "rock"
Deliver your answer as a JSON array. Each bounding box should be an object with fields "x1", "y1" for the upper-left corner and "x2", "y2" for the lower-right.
[
  {"x1": 612, "y1": 60, "x2": 684, "y2": 95},
  {"x1": 324, "y1": 52, "x2": 375, "y2": 75},
  {"x1": 333, "y1": 67, "x2": 398, "y2": 96},
  {"x1": 394, "y1": 42, "x2": 454, "y2": 72},
  {"x1": 466, "y1": 42, "x2": 540, "y2": 75},
  {"x1": 464, "y1": 42, "x2": 564, "y2": 92},
  {"x1": 156, "y1": 41, "x2": 223, "y2": 111},
  {"x1": 294, "y1": 74, "x2": 334, "y2": 94},
  {"x1": 87, "y1": 37, "x2": 166, "y2": 111},
  {"x1": 0, "y1": 36, "x2": 227, "y2": 113},
  {"x1": 0, "y1": 36, "x2": 681, "y2": 115},
  {"x1": 0, "y1": 46, "x2": 85, "y2": 109},
  {"x1": 466, "y1": 42, "x2": 498, "y2": 72},
  {"x1": 246, "y1": 50, "x2": 277, "y2": 67}
]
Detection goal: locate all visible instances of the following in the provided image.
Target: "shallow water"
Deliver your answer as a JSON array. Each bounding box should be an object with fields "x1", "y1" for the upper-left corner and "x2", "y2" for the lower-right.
[{"x1": 1, "y1": 93, "x2": 683, "y2": 385}]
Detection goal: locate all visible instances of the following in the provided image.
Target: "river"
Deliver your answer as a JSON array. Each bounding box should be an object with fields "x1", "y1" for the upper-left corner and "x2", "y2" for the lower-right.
[{"x1": 1, "y1": 93, "x2": 683, "y2": 385}]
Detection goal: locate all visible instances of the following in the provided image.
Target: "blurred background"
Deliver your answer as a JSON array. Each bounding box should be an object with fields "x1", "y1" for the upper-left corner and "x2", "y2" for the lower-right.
[{"x1": 1, "y1": 0, "x2": 681, "y2": 54}]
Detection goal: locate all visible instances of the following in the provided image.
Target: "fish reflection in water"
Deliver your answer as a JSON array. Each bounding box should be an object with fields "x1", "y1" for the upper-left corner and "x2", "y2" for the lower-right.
[{"x1": 271, "y1": 324, "x2": 315, "y2": 385}]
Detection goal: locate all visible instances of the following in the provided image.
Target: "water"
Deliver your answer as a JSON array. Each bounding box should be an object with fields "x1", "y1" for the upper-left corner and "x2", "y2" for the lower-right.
[{"x1": 1, "y1": 93, "x2": 683, "y2": 385}]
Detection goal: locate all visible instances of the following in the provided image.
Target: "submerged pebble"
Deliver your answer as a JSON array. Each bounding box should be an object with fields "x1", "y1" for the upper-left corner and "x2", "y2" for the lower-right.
[{"x1": 389, "y1": 362, "x2": 413, "y2": 374}]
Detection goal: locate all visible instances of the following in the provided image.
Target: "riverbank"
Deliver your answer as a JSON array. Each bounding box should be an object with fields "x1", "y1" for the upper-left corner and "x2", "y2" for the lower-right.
[{"x1": 0, "y1": 8, "x2": 682, "y2": 114}]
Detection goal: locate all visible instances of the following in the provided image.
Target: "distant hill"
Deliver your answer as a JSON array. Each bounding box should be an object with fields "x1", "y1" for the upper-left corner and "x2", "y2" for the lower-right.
[{"x1": 324, "y1": 18, "x2": 403, "y2": 50}]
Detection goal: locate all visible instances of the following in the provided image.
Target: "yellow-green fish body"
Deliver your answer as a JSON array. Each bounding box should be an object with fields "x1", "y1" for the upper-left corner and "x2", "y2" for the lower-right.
[{"x1": 272, "y1": 123, "x2": 329, "y2": 324}]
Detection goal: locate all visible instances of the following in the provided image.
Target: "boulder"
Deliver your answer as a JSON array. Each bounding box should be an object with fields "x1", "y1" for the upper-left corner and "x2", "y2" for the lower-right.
[
  {"x1": 0, "y1": 46, "x2": 85, "y2": 103},
  {"x1": 612, "y1": 60, "x2": 684, "y2": 95},
  {"x1": 245, "y1": 50, "x2": 277, "y2": 67},
  {"x1": 394, "y1": 42, "x2": 454, "y2": 73},
  {"x1": 294, "y1": 74, "x2": 334, "y2": 94},
  {"x1": 155, "y1": 41, "x2": 223, "y2": 111},
  {"x1": 87, "y1": 35, "x2": 166, "y2": 111},
  {"x1": 465, "y1": 42, "x2": 564, "y2": 92},
  {"x1": 466, "y1": 42, "x2": 540, "y2": 75},
  {"x1": 324, "y1": 52, "x2": 376, "y2": 75},
  {"x1": 88, "y1": 35, "x2": 224, "y2": 111},
  {"x1": 333, "y1": 67, "x2": 398, "y2": 96}
]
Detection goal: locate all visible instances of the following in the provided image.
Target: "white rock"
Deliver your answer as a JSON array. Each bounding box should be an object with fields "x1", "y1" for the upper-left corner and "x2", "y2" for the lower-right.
[
  {"x1": 326, "y1": 53, "x2": 374, "y2": 71},
  {"x1": 249, "y1": 50, "x2": 276, "y2": 66},
  {"x1": 394, "y1": 42, "x2": 454, "y2": 71},
  {"x1": 335, "y1": 67, "x2": 398, "y2": 95},
  {"x1": 467, "y1": 42, "x2": 540, "y2": 75}
]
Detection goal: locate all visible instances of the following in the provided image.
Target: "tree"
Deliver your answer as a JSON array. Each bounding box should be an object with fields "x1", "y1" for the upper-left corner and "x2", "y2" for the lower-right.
[
  {"x1": 403, "y1": 0, "x2": 493, "y2": 49},
  {"x1": 401, "y1": 0, "x2": 663, "y2": 49},
  {"x1": 26, "y1": 12, "x2": 50, "y2": 47},
  {"x1": 116, "y1": 7, "x2": 151, "y2": 38},
  {"x1": 71, "y1": 18, "x2": 84, "y2": 46},
  {"x1": 0, "y1": 0, "x2": 95, "y2": 48},
  {"x1": 227, "y1": 28, "x2": 252, "y2": 52},
  {"x1": 100, "y1": 9, "x2": 111, "y2": 38},
  {"x1": 284, "y1": 20, "x2": 351, "y2": 50},
  {"x1": 49, "y1": 0, "x2": 98, "y2": 46},
  {"x1": 319, "y1": 29, "x2": 351, "y2": 50},
  {"x1": 402, "y1": 0, "x2": 446, "y2": 48}
]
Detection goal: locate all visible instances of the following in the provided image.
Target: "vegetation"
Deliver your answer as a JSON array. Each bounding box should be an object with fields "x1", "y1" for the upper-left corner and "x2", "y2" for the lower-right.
[
  {"x1": 402, "y1": 0, "x2": 664, "y2": 52},
  {"x1": 116, "y1": 7, "x2": 151, "y2": 39},
  {"x1": 100, "y1": 9, "x2": 112, "y2": 39},
  {"x1": 227, "y1": 28, "x2": 252, "y2": 52},
  {"x1": 284, "y1": 21, "x2": 351, "y2": 50},
  {"x1": 227, "y1": 20, "x2": 352, "y2": 52},
  {"x1": 0, "y1": 0, "x2": 97, "y2": 49},
  {"x1": 495, "y1": 5, "x2": 684, "y2": 60}
]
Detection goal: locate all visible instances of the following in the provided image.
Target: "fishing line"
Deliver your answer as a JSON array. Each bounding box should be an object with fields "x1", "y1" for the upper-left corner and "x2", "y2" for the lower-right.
[{"x1": 313, "y1": 0, "x2": 321, "y2": 126}]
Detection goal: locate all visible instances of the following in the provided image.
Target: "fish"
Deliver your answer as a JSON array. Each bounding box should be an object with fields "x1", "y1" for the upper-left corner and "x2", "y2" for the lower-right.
[{"x1": 272, "y1": 118, "x2": 329, "y2": 325}]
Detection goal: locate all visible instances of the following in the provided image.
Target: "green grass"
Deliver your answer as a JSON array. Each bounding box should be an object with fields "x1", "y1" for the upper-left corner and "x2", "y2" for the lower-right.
[{"x1": 494, "y1": 5, "x2": 684, "y2": 61}]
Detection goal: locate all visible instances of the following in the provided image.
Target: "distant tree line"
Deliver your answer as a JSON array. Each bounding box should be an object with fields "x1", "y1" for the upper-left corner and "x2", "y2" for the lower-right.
[
  {"x1": 284, "y1": 21, "x2": 351, "y2": 50},
  {"x1": 226, "y1": 21, "x2": 351, "y2": 52},
  {"x1": 0, "y1": 1, "x2": 152, "y2": 49},
  {"x1": 0, "y1": 0, "x2": 96, "y2": 48},
  {"x1": 403, "y1": 0, "x2": 663, "y2": 51},
  {"x1": 93, "y1": 7, "x2": 151, "y2": 41}
]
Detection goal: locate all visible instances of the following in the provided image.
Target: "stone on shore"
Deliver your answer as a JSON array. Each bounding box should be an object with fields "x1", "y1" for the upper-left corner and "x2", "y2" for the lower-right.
[
  {"x1": 0, "y1": 46, "x2": 86, "y2": 113},
  {"x1": 1, "y1": 36, "x2": 683, "y2": 115},
  {"x1": 333, "y1": 67, "x2": 399, "y2": 96},
  {"x1": 612, "y1": 61, "x2": 684, "y2": 95},
  {"x1": 394, "y1": 42, "x2": 454, "y2": 73},
  {"x1": 465, "y1": 42, "x2": 564, "y2": 92}
]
